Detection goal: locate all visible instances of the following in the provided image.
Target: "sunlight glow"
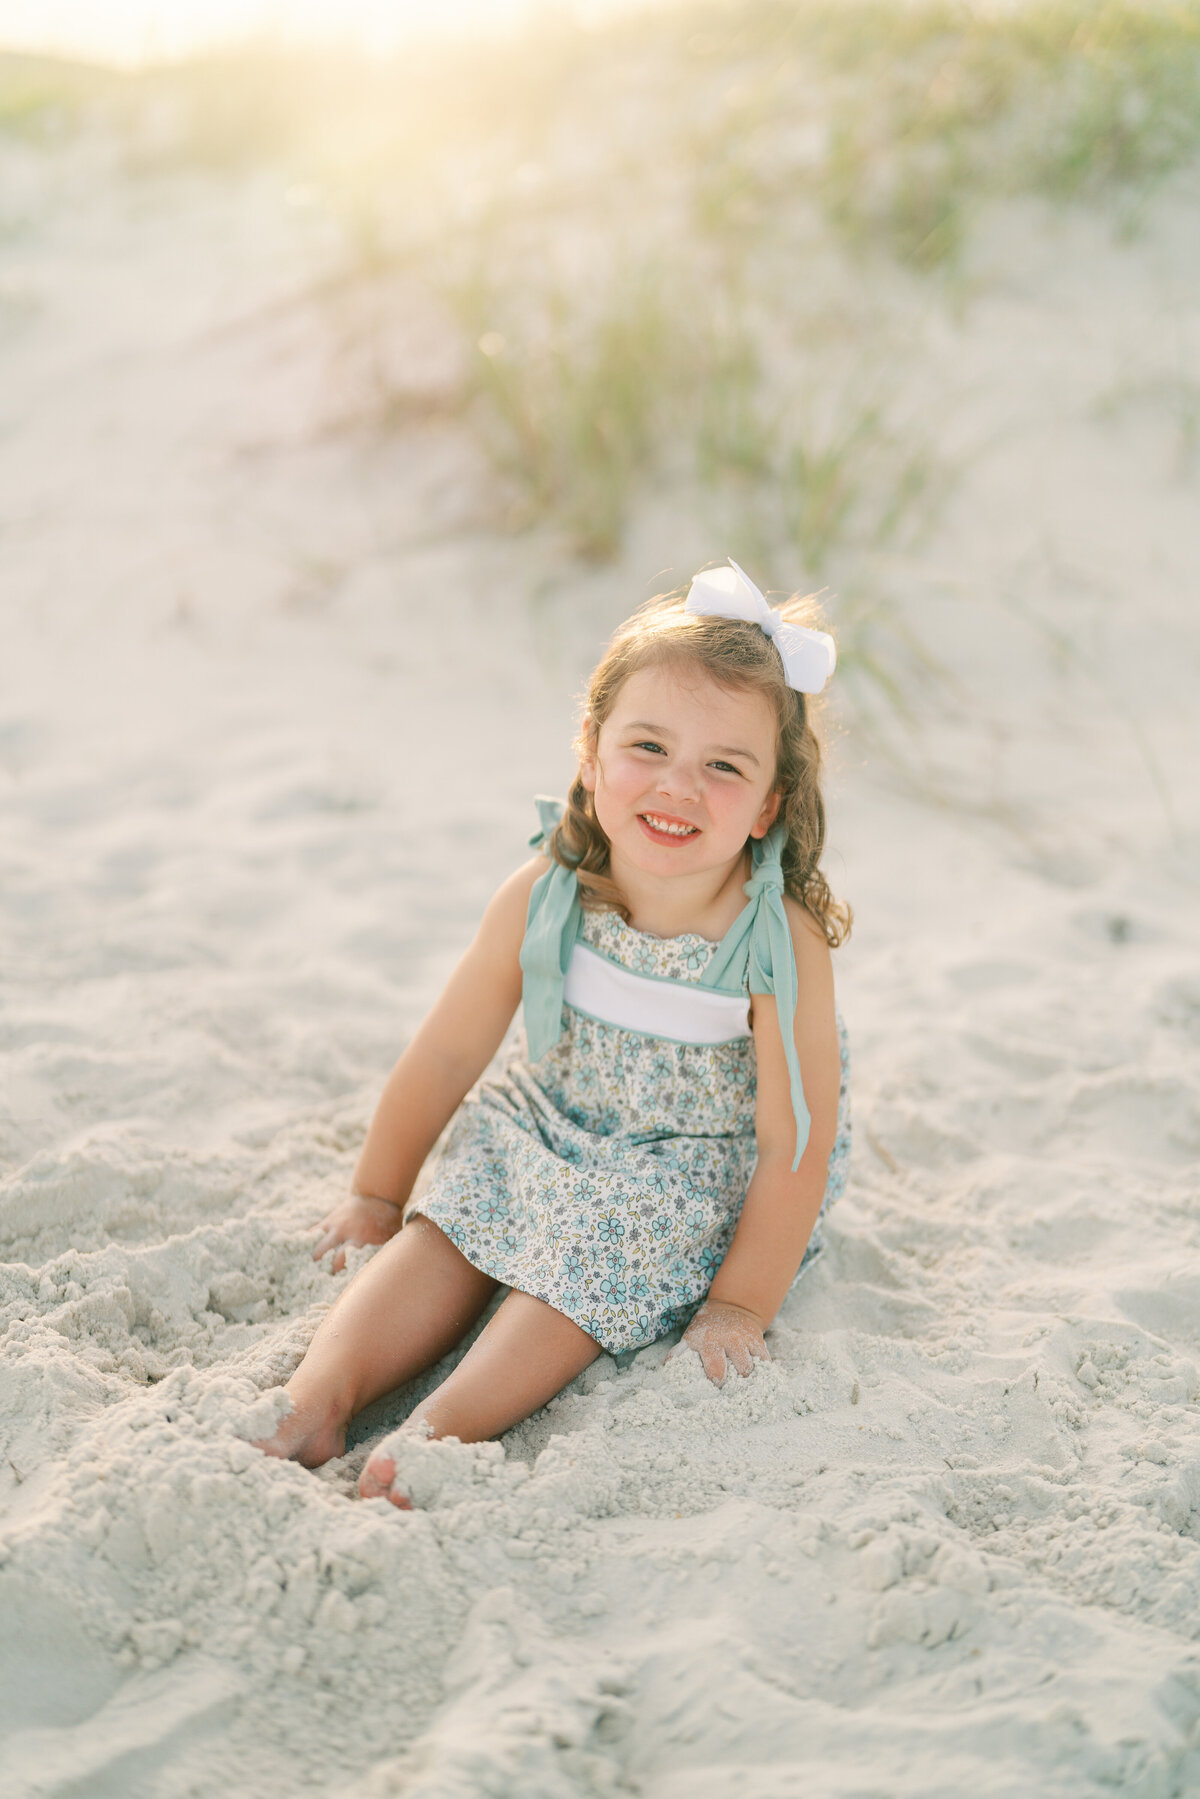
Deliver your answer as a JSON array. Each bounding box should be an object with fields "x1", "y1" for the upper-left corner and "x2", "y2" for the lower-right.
[{"x1": 0, "y1": 0, "x2": 658, "y2": 67}]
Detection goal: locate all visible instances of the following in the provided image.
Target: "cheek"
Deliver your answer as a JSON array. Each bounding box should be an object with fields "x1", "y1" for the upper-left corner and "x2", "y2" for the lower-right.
[
  {"x1": 709, "y1": 779, "x2": 777, "y2": 832},
  {"x1": 597, "y1": 751, "x2": 643, "y2": 797},
  {"x1": 709, "y1": 778, "x2": 762, "y2": 816}
]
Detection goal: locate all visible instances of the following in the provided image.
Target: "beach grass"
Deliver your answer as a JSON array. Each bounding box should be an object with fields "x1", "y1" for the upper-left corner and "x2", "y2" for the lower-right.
[
  {"x1": 456, "y1": 263, "x2": 693, "y2": 560},
  {"x1": 1096, "y1": 367, "x2": 1200, "y2": 477},
  {"x1": 10, "y1": 0, "x2": 1196, "y2": 730},
  {"x1": 0, "y1": 52, "x2": 117, "y2": 137},
  {"x1": 672, "y1": 1, "x2": 1200, "y2": 269}
]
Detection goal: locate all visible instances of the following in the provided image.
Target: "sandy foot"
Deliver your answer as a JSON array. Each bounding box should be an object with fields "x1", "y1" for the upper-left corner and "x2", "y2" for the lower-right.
[
  {"x1": 357, "y1": 1429, "x2": 504, "y2": 1509},
  {"x1": 253, "y1": 1392, "x2": 348, "y2": 1470},
  {"x1": 357, "y1": 1447, "x2": 415, "y2": 1508}
]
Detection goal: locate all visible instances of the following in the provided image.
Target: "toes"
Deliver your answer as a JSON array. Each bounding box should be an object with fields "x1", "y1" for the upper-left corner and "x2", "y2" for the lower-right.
[
  {"x1": 358, "y1": 1431, "x2": 494, "y2": 1509},
  {"x1": 357, "y1": 1452, "x2": 396, "y2": 1500},
  {"x1": 357, "y1": 1454, "x2": 414, "y2": 1509}
]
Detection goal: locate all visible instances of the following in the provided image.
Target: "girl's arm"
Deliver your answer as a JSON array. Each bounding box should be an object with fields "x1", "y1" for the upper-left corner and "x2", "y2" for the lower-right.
[
  {"x1": 314, "y1": 856, "x2": 545, "y2": 1269},
  {"x1": 681, "y1": 899, "x2": 841, "y2": 1383}
]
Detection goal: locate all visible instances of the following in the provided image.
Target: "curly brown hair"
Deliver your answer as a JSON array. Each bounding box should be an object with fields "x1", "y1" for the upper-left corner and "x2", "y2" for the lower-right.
[{"x1": 545, "y1": 582, "x2": 851, "y2": 948}]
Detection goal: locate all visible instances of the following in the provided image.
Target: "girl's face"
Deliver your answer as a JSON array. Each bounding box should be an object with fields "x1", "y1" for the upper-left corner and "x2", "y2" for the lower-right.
[{"x1": 580, "y1": 661, "x2": 782, "y2": 881}]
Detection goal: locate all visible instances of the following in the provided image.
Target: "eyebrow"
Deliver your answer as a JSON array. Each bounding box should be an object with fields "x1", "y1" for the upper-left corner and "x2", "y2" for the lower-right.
[{"x1": 624, "y1": 722, "x2": 761, "y2": 767}]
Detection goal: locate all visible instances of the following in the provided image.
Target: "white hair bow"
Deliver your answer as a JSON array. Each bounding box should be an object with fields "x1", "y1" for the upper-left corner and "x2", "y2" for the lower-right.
[{"x1": 684, "y1": 560, "x2": 837, "y2": 695}]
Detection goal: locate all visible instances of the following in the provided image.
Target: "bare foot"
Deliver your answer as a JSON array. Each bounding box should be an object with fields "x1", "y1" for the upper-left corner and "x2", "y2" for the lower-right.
[
  {"x1": 357, "y1": 1422, "x2": 433, "y2": 1506},
  {"x1": 356, "y1": 1427, "x2": 504, "y2": 1509},
  {"x1": 254, "y1": 1389, "x2": 348, "y2": 1469},
  {"x1": 357, "y1": 1445, "x2": 414, "y2": 1508}
]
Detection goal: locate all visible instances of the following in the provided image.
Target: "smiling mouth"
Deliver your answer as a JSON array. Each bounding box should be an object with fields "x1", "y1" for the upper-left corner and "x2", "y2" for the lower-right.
[{"x1": 638, "y1": 812, "x2": 700, "y2": 841}]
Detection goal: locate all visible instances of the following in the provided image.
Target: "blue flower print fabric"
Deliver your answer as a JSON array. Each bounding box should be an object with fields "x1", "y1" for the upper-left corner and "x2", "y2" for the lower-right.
[{"x1": 409, "y1": 907, "x2": 850, "y2": 1354}]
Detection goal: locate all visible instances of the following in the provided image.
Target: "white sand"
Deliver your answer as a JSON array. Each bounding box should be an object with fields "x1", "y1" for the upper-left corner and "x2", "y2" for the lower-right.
[{"x1": 3, "y1": 96, "x2": 1200, "y2": 1799}]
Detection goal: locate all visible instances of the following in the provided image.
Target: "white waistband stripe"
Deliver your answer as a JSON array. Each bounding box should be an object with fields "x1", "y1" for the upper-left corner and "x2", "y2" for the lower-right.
[{"x1": 562, "y1": 943, "x2": 751, "y2": 1044}]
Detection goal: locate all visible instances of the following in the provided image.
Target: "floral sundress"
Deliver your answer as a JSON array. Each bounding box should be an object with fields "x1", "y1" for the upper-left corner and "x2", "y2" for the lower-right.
[{"x1": 408, "y1": 844, "x2": 851, "y2": 1355}]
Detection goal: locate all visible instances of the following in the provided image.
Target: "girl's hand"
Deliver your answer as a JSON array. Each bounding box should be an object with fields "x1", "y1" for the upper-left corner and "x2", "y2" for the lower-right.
[
  {"x1": 679, "y1": 1299, "x2": 770, "y2": 1386},
  {"x1": 313, "y1": 1193, "x2": 403, "y2": 1273}
]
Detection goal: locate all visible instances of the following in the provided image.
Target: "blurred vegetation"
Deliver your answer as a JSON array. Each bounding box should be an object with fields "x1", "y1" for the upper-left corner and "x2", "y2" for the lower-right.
[
  {"x1": 0, "y1": 53, "x2": 122, "y2": 136},
  {"x1": 1096, "y1": 367, "x2": 1200, "y2": 478},
  {"x1": 453, "y1": 265, "x2": 691, "y2": 561},
  {"x1": 3, "y1": 1, "x2": 1196, "y2": 721},
  {"x1": 8, "y1": 3, "x2": 1199, "y2": 243}
]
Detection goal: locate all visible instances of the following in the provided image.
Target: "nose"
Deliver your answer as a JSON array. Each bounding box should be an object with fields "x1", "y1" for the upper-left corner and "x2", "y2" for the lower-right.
[{"x1": 656, "y1": 756, "x2": 700, "y2": 805}]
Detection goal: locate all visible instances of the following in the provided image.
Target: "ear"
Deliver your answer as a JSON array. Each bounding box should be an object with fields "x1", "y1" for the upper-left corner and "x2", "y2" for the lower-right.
[
  {"x1": 578, "y1": 715, "x2": 598, "y2": 793},
  {"x1": 749, "y1": 788, "x2": 782, "y2": 839}
]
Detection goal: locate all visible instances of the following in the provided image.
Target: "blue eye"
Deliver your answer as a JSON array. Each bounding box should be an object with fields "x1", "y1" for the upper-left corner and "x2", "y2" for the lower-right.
[
  {"x1": 710, "y1": 761, "x2": 740, "y2": 775},
  {"x1": 634, "y1": 741, "x2": 666, "y2": 755}
]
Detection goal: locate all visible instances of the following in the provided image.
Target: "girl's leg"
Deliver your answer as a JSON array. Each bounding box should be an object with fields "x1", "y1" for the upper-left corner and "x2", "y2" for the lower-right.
[
  {"x1": 256, "y1": 1216, "x2": 498, "y2": 1467},
  {"x1": 358, "y1": 1288, "x2": 601, "y2": 1502}
]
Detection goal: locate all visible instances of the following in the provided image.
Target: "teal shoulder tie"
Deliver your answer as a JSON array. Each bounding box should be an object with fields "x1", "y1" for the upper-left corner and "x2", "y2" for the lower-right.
[
  {"x1": 520, "y1": 796, "x2": 581, "y2": 1060},
  {"x1": 702, "y1": 824, "x2": 810, "y2": 1170},
  {"x1": 529, "y1": 794, "x2": 565, "y2": 850}
]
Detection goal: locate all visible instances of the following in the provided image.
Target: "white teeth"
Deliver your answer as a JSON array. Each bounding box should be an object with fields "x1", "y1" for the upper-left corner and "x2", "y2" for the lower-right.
[{"x1": 642, "y1": 814, "x2": 698, "y2": 837}]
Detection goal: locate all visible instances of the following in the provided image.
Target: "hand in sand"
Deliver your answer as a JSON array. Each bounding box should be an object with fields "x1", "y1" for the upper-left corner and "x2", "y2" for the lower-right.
[
  {"x1": 313, "y1": 1192, "x2": 403, "y2": 1272},
  {"x1": 678, "y1": 1298, "x2": 769, "y2": 1386}
]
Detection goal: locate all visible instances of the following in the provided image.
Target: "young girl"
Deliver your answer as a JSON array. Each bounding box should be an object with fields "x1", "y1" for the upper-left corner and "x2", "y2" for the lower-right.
[{"x1": 257, "y1": 560, "x2": 851, "y2": 1506}]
